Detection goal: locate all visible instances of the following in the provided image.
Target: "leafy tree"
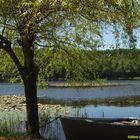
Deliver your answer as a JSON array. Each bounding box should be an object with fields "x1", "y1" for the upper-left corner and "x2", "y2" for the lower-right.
[{"x1": 0, "y1": 0, "x2": 139, "y2": 137}]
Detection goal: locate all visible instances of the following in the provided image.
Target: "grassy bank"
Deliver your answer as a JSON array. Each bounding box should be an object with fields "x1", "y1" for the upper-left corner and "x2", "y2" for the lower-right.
[
  {"x1": 0, "y1": 118, "x2": 47, "y2": 140},
  {"x1": 1, "y1": 95, "x2": 140, "y2": 139},
  {"x1": 0, "y1": 96, "x2": 71, "y2": 140}
]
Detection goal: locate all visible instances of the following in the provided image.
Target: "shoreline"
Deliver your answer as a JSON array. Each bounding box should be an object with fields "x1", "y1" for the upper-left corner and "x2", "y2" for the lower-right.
[
  {"x1": 1, "y1": 95, "x2": 140, "y2": 112},
  {"x1": 38, "y1": 95, "x2": 140, "y2": 106},
  {"x1": 47, "y1": 82, "x2": 129, "y2": 88},
  {"x1": 0, "y1": 96, "x2": 70, "y2": 116}
]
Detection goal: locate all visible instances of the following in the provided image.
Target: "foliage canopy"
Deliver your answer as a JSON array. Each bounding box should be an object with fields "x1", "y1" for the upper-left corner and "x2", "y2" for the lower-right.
[
  {"x1": 0, "y1": 0, "x2": 139, "y2": 82},
  {"x1": 0, "y1": 0, "x2": 140, "y2": 136}
]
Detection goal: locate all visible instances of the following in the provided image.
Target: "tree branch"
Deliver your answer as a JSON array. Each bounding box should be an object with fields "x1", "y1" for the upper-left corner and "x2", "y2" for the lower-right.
[
  {"x1": 0, "y1": 35, "x2": 24, "y2": 77},
  {"x1": 1, "y1": 19, "x2": 7, "y2": 36},
  {"x1": 0, "y1": 22, "x2": 16, "y2": 30}
]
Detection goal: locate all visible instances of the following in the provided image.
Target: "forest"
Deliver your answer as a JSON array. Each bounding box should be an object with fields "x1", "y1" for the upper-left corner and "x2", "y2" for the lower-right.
[{"x1": 1, "y1": 48, "x2": 140, "y2": 82}]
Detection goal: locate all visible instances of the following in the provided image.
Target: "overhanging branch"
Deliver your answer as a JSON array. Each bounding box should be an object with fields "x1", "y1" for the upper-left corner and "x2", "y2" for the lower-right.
[{"x1": 0, "y1": 35, "x2": 24, "y2": 77}]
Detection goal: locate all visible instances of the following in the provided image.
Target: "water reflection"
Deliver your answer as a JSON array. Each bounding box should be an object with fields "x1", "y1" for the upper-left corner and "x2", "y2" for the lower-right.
[
  {"x1": 1, "y1": 80, "x2": 140, "y2": 139},
  {"x1": 38, "y1": 95, "x2": 140, "y2": 107},
  {"x1": 71, "y1": 105, "x2": 140, "y2": 118},
  {"x1": 0, "y1": 80, "x2": 140, "y2": 100}
]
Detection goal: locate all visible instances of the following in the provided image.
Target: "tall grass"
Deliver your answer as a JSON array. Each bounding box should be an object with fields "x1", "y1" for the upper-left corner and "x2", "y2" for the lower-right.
[
  {"x1": 0, "y1": 105, "x2": 69, "y2": 139},
  {"x1": 0, "y1": 115, "x2": 26, "y2": 136},
  {"x1": 0, "y1": 105, "x2": 92, "y2": 140}
]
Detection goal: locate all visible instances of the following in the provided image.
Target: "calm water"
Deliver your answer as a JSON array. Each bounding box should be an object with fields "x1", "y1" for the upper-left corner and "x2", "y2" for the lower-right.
[
  {"x1": 0, "y1": 80, "x2": 140, "y2": 117},
  {"x1": 0, "y1": 80, "x2": 140, "y2": 100},
  {"x1": 1, "y1": 80, "x2": 140, "y2": 140},
  {"x1": 71, "y1": 105, "x2": 140, "y2": 118}
]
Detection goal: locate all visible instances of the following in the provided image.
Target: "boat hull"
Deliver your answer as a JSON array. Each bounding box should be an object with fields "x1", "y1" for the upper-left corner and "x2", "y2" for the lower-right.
[{"x1": 60, "y1": 117, "x2": 140, "y2": 140}]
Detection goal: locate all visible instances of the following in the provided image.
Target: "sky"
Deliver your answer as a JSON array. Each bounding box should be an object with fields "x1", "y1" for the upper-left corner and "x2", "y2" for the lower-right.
[{"x1": 101, "y1": 28, "x2": 140, "y2": 50}]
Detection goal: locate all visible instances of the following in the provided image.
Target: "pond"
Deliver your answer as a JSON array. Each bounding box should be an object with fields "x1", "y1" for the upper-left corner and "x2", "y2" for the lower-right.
[
  {"x1": 72, "y1": 105, "x2": 140, "y2": 118},
  {"x1": 0, "y1": 80, "x2": 140, "y2": 99},
  {"x1": 0, "y1": 80, "x2": 140, "y2": 117},
  {"x1": 1, "y1": 80, "x2": 140, "y2": 140}
]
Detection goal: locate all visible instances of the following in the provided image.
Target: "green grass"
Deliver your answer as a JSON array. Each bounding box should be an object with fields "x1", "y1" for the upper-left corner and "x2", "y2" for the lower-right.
[
  {"x1": 0, "y1": 115, "x2": 26, "y2": 137},
  {"x1": 0, "y1": 106, "x2": 69, "y2": 140}
]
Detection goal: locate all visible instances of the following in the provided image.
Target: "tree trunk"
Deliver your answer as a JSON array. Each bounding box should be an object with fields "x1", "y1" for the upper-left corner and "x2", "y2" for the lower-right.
[
  {"x1": 23, "y1": 66, "x2": 40, "y2": 137},
  {"x1": 0, "y1": 29, "x2": 40, "y2": 137}
]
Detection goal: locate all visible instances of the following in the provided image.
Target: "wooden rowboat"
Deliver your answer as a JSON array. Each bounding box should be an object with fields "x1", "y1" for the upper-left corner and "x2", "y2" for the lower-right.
[{"x1": 60, "y1": 117, "x2": 140, "y2": 140}]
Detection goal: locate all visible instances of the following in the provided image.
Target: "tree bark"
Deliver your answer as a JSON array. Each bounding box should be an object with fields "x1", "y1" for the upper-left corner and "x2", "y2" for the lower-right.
[
  {"x1": 23, "y1": 66, "x2": 40, "y2": 137},
  {"x1": 0, "y1": 33, "x2": 40, "y2": 137}
]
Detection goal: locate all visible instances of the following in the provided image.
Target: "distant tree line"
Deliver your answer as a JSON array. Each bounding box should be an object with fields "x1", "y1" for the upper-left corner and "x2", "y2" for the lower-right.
[
  {"x1": 90, "y1": 49, "x2": 140, "y2": 79},
  {"x1": 1, "y1": 48, "x2": 140, "y2": 82}
]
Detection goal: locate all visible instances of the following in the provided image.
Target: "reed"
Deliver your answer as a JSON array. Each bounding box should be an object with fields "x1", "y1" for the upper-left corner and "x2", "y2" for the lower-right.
[
  {"x1": 0, "y1": 116, "x2": 26, "y2": 136},
  {"x1": 0, "y1": 105, "x2": 91, "y2": 139}
]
